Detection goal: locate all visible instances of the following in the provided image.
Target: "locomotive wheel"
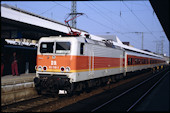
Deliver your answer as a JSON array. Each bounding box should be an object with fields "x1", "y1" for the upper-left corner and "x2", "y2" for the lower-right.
[
  {"x1": 66, "y1": 83, "x2": 74, "y2": 97},
  {"x1": 67, "y1": 89, "x2": 73, "y2": 97},
  {"x1": 52, "y1": 85, "x2": 59, "y2": 95},
  {"x1": 85, "y1": 88, "x2": 92, "y2": 93},
  {"x1": 152, "y1": 67, "x2": 155, "y2": 74},
  {"x1": 96, "y1": 79, "x2": 101, "y2": 87},
  {"x1": 37, "y1": 89, "x2": 42, "y2": 95},
  {"x1": 35, "y1": 85, "x2": 42, "y2": 95},
  {"x1": 85, "y1": 82, "x2": 91, "y2": 93},
  {"x1": 51, "y1": 91, "x2": 58, "y2": 98}
]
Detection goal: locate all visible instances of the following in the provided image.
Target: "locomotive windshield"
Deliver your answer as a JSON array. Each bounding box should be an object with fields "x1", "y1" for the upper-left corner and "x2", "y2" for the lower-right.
[
  {"x1": 55, "y1": 42, "x2": 71, "y2": 54},
  {"x1": 40, "y1": 42, "x2": 71, "y2": 54},
  {"x1": 40, "y1": 42, "x2": 54, "y2": 53}
]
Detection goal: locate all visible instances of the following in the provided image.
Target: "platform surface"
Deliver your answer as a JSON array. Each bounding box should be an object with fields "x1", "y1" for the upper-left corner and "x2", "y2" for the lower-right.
[{"x1": 1, "y1": 73, "x2": 36, "y2": 86}]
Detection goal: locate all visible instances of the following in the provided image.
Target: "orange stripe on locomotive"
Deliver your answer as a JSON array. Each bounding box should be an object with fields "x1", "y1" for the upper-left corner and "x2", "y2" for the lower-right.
[{"x1": 36, "y1": 55, "x2": 123, "y2": 72}]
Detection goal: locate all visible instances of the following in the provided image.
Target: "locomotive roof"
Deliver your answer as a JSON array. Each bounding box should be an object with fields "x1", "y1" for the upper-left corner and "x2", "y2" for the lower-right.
[
  {"x1": 90, "y1": 35, "x2": 163, "y2": 59},
  {"x1": 87, "y1": 36, "x2": 163, "y2": 59},
  {"x1": 39, "y1": 36, "x2": 163, "y2": 59},
  {"x1": 112, "y1": 41, "x2": 163, "y2": 59}
]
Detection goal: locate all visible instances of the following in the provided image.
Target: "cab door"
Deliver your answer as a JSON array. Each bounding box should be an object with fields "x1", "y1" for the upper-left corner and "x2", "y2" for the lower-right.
[{"x1": 88, "y1": 45, "x2": 94, "y2": 78}]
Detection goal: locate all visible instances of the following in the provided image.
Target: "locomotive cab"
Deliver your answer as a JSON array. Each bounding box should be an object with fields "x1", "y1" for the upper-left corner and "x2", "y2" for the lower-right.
[{"x1": 34, "y1": 36, "x2": 85, "y2": 95}]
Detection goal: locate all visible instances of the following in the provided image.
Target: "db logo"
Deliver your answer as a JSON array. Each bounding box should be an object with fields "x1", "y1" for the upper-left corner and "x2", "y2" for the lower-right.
[{"x1": 51, "y1": 61, "x2": 57, "y2": 65}]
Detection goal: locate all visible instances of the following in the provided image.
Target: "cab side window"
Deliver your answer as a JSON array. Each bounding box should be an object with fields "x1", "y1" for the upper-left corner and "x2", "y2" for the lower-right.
[{"x1": 80, "y1": 43, "x2": 84, "y2": 55}]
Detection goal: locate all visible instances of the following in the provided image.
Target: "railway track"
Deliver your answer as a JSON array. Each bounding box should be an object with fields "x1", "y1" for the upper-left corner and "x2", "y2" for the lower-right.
[
  {"x1": 55, "y1": 68, "x2": 169, "y2": 112},
  {"x1": 1, "y1": 96, "x2": 58, "y2": 112},
  {"x1": 127, "y1": 70, "x2": 169, "y2": 112},
  {"x1": 1, "y1": 68, "x2": 168, "y2": 112},
  {"x1": 91, "y1": 69, "x2": 169, "y2": 112}
]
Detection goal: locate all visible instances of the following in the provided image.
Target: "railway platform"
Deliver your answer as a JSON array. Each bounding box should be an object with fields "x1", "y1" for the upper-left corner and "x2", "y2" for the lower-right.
[
  {"x1": 1, "y1": 73, "x2": 38, "y2": 106},
  {"x1": 1, "y1": 73, "x2": 36, "y2": 86}
]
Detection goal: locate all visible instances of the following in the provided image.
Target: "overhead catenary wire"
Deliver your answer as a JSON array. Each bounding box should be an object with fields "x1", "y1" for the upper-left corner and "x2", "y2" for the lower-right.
[
  {"x1": 91, "y1": 1, "x2": 135, "y2": 34},
  {"x1": 51, "y1": 1, "x2": 158, "y2": 37},
  {"x1": 143, "y1": 1, "x2": 152, "y2": 10},
  {"x1": 92, "y1": 2, "x2": 120, "y2": 17},
  {"x1": 82, "y1": 2, "x2": 132, "y2": 35},
  {"x1": 39, "y1": 4, "x2": 58, "y2": 15},
  {"x1": 122, "y1": 1, "x2": 159, "y2": 40},
  {"x1": 90, "y1": 1, "x2": 150, "y2": 37},
  {"x1": 95, "y1": 3, "x2": 132, "y2": 31},
  {"x1": 50, "y1": 1, "x2": 165, "y2": 52},
  {"x1": 143, "y1": 1, "x2": 165, "y2": 37},
  {"x1": 88, "y1": 2, "x2": 131, "y2": 33},
  {"x1": 82, "y1": 3, "x2": 120, "y2": 34},
  {"x1": 51, "y1": 2, "x2": 121, "y2": 35},
  {"x1": 1, "y1": 1, "x2": 169, "y2": 56},
  {"x1": 88, "y1": 2, "x2": 116, "y2": 23},
  {"x1": 80, "y1": 4, "x2": 146, "y2": 46},
  {"x1": 52, "y1": 1, "x2": 71, "y2": 10},
  {"x1": 85, "y1": 2, "x2": 119, "y2": 33},
  {"x1": 86, "y1": 2, "x2": 149, "y2": 45},
  {"x1": 84, "y1": 2, "x2": 166, "y2": 50},
  {"x1": 143, "y1": 1, "x2": 168, "y2": 55},
  {"x1": 90, "y1": 1, "x2": 163, "y2": 44}
]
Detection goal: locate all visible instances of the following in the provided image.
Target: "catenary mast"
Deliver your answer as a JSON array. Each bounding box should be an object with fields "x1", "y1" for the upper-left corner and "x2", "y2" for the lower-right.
[{"x1": 71, "y1": 1, "x2": 77, "y2": 28}]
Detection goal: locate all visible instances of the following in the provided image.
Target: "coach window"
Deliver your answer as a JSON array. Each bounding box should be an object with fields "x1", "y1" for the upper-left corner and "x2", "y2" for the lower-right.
[
  {"x1": 135, "y1": 59, "x2": 137, "y2": 64},
  {"x1": 132, "y1": 58, "x2": 134, "y2": 65},
  {"x1": 131, "y1": 58, "x2": 133, "y2": 65},
  {"x1": 137, "y1": 59, "x2": 139, "y2": 64},
  {"x1": 80, "y1": 43, "x2": 84, "y2": 55},
  {"x1": 132, "y1": 58, "x2": 135, "y2": 65},
  {"x1": 142, "y1": 59, "x2": 144, "y2": 64},
  {"x1": 128, "y1": 58, "x2": 130, "y2": 65}
]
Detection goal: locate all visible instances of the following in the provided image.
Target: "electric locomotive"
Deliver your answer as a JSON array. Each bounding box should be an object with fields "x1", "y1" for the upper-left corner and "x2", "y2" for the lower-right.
[{"x1": 34, "y1": 36, "x2": 167, "y2": 95}]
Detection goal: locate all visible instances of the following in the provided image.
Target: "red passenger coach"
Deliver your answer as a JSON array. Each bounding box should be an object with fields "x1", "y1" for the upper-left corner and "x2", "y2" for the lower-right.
[{"x1": 125, "y1": 47, "x2": 166, "y2": 73}]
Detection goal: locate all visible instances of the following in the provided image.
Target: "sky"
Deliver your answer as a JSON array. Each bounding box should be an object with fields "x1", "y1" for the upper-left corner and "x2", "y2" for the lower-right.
[{"x1": 1, "y1": 1, "x2": 169, "y2": 56}]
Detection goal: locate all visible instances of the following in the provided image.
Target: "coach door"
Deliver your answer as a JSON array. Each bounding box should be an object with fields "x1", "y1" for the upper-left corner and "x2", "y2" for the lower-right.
[
  {"x1": 120, "y1": 54, "x2": 123, "y2": 72},
  {"x1": 124, "y1": 51, "x2": 127, "y2": 76}
]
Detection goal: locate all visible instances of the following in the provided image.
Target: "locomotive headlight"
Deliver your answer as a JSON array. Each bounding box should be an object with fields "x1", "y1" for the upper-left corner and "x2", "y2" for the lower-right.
[
  {"x1": 43, "y1": 66, "x2": 47, "y2": 71},
  {"x1": 60, "y1": 67, "x2": 65, "y2": 72},
  {"x1": 66, "y1": 67, "x2": 70, "y2": 72},
  {"x1": 38, "y1": 66, "x2": 42, "y2": 71}
]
